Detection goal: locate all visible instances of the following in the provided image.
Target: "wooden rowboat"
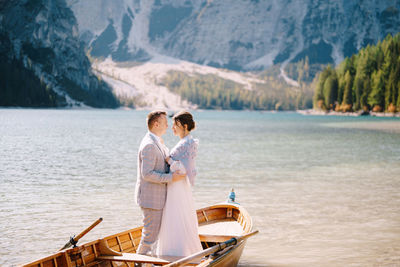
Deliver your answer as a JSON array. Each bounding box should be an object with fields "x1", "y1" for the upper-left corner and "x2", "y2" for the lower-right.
[{"x1": 22, "y1": 201, "x2": 256, "y2": 267}]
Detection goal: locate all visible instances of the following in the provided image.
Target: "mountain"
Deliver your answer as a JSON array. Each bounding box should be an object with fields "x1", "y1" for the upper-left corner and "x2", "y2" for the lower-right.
[
  {"x1": 2, "y1": 0, "x2": 398, "y2": 109},
  {"x1": 67, "y1": 0, "x2": 400, "y2": 71},
  {"x1": 0, "y1": 0, "x2": 118, "y2": 108}
]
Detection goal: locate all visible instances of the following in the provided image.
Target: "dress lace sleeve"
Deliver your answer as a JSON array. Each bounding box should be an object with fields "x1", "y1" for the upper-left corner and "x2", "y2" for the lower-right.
[
  {"x1": 169, "y1": 138, "x2": 199, "y2": 185},
  {"x1": 171, "y1": 138, "x2": 198, "y2": 159},
  {"x1": 168, "y1": 141, "x2": 186, "y2": 172},
  {"x1": 188, "y1": 138, "x2": 198, "y2": 159},
  {"x1": 186, "y1": 139, "x2": 198, "y2": 186}
]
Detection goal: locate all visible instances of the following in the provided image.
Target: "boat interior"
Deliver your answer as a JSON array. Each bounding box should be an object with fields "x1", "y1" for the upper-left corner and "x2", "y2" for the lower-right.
[{"x1": 23, "y1": 204, "x2": 252, "y2": 267}]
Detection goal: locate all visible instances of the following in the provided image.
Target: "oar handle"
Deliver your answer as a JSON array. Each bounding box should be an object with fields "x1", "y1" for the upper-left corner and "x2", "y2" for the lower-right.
[
  {"x1": 165, "y1": 230, "x2": 259, "y2": 267},
  {"x1": 74, "y1": 217, "x2": 103, "y2": 242},
  {"x1": 59, "y1": 218, "x2": 103, "y2": 251},
  {"x1": 236, "y1": 230, "x2": 259, "y2": 241}
]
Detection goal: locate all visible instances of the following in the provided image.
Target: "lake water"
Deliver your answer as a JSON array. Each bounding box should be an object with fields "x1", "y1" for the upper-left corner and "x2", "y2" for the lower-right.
[{"x1": 1, "y1": 109, "x2": 400, "y2": 266}]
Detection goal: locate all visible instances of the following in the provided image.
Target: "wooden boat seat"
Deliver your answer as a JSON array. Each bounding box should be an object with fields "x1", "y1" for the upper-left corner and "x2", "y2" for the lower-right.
[
  {"x1": 199, "y1": 234, "x2": 236, "y2": 243},
  {"x1": 97, "y1": 238, "x2": 200, "y2": 265},
  {"x1": 98, "y1": 253, "x2": 201, "y2": 265},
  {"x1": 98, "y1": 253, "x2": 170, "y2": 265},
  {"x1": 198, "y1": 219, "x2": 244, "y2": 236}
]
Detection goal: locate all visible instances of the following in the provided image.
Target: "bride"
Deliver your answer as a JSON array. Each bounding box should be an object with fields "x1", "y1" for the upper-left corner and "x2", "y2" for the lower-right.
[{"x1": 156, "y1": 111, "x2": 203, "y2": 257}]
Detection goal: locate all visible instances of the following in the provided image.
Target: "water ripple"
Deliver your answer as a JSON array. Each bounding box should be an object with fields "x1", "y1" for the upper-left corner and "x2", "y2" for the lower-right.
[{"x1": 1, "y1": 109, "x2": 399, "y2": 266}]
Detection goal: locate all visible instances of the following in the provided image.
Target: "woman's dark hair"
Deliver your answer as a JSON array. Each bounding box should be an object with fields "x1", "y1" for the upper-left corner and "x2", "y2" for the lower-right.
[{"x1": 173, "y1": 111, "x2": 196, "y2": 131}]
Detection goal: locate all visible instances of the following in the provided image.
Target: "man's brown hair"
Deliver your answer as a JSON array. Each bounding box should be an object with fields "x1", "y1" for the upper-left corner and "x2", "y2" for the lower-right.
[{"x1": 147, "y1": 110, "x2": 167, "y2": 129}]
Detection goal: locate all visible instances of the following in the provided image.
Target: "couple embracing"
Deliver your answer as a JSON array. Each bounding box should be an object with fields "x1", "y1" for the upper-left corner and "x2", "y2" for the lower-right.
[{"x1": 135, "y1": 110, "x2": 202, "y2": 258}]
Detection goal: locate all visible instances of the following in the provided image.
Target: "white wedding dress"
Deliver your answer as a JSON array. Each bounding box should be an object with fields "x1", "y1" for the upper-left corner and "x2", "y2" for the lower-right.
[{"x1": 156, "y1": 135, "x2": 203, "y2": 257}]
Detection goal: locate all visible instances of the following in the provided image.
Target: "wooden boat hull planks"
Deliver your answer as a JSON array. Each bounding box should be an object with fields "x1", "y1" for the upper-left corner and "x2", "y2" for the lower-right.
[{"x1": 22, "y1": 203, "x2": 254, "y2": 267}]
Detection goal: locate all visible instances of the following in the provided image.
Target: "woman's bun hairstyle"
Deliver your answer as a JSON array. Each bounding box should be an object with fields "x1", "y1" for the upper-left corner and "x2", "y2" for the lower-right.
[{"x1": 173, "y1": 111, "x2": 195, "y2": 131}]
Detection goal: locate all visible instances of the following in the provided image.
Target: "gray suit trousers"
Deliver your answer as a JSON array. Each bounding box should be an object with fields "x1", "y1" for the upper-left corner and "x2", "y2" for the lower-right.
[{"x1": 137, "y1": 208, "x2": 163, "y2": 255}]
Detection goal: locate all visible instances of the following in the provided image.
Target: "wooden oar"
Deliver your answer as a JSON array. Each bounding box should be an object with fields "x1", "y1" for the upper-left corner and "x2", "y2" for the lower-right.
[
  {"x1": 164, "y1": 230, "x2": 259, "y2": 267},
  {"x1": 59, "y1": 217, "x2": 103, "y2": 251}
]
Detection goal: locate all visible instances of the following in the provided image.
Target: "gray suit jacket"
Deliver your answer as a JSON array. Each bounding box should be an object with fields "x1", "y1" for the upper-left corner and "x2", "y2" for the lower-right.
[{"x1": 135, "y1": 133, "x2": 172, "y2": 210}]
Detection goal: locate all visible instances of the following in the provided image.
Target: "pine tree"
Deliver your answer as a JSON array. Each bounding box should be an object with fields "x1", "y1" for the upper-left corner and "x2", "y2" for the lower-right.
[
  {"x1": 393, "y1": 58, "x2": 400, "y2": 111},
  {"x1": 368, "y1": 70, "x2": 385, "y2": 111},
  {"x1": 361, "y1": 78, "x2": 371, "y2": 110},
  {"x1": 337, "y1": 74, "x2": 345, "y2": 105},
  {"x1": 342, "y1": 70, "x2": 353, "y2": 107},
  {"x1": 353, "y1": 75, "x2": 364, "y2": 111},
  {"x1": 323, "y1": 73, "x2": 338, "y2": 110},
  {"x1": 397, "y1": 80, "x2": 400, "y2": 111},
  {"x1": 362, "y1": 46, "x2": 376, "y2": 77},
  {"x1": 385, "y1": 69, "x2": 396, "y2": 110},
  {"x1": 313, "y1": 66, "x2": 333, "y2": 109}
]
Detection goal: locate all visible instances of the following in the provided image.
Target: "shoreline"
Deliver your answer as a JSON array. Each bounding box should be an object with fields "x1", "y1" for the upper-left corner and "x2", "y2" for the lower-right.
[
  {"x1": 297, "y1": 109, "x2": 400, "y2": 118},
  {"x1": 2, "y1": 106, "x2": 400, "y2": 118}
]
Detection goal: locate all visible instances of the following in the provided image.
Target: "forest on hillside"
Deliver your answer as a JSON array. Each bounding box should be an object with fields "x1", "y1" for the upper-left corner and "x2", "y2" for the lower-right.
[
  {"x1": 0, "y1": 31, "x2": 119, "y2": 108},
  {"x1": 313, "y1": 33, "x2": 400, "y2": 113},
  {"x1": 161, "y1": 66, "x2": 314, "y2": 111},
  {"x1": 0, "y1": 32, "x2": 62, "y2": 107}
]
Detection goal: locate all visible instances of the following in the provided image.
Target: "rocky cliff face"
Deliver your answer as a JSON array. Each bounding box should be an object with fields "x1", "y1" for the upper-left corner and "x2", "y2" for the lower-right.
[
  {"x1": 67, "y1": 0, "x2": 400, "y2": 71},
  {"x1": 0, "y1": 0, "x2": 118, "y2": 107}
]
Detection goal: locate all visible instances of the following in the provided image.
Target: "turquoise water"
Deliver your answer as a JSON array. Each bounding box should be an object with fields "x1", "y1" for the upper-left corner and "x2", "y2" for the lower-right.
[{"x1": 0, "y1": 109, "x2": 399, "y2": 266}]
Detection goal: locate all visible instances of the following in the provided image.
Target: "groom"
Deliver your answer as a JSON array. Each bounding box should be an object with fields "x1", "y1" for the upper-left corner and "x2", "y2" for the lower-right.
[{"x1": 135, "y1": 110, "x2": 186, "y2": 256}]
